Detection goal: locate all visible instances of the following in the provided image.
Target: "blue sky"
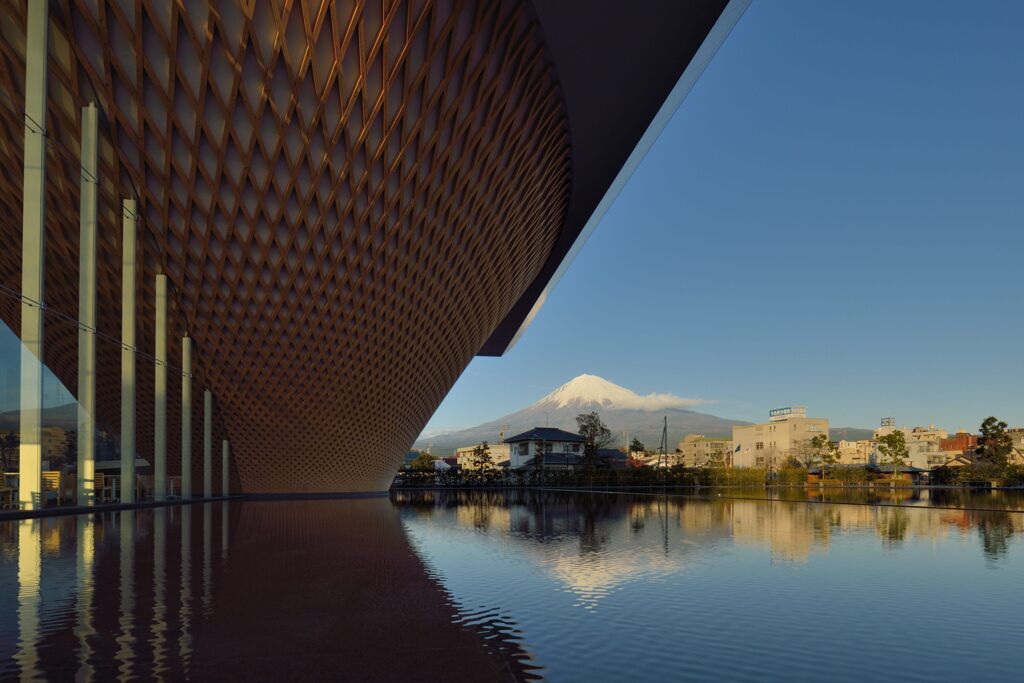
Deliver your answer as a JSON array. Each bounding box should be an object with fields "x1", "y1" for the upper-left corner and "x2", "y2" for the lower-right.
[{"x1": 425, "y1": 0, "x2": 1024, "y2": 434}]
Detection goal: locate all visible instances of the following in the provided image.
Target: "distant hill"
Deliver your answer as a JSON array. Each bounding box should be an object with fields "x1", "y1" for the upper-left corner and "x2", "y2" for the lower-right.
[
  {"x1": 828, "y1": 427, "x2": 874, "y2": 442},
  {"x1": 0, "y1": 402, "x2": 78, "y2": 432},
  {"x1": 415, "y1": 374, "x2": 748, "y2": 454}
]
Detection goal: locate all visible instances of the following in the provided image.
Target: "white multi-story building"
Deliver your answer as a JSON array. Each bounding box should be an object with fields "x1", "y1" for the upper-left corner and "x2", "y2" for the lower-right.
[
  {"x1": 677, "y1": 434, "x2": 733, "y2": 467},
  {"x1": 873, "y1": 420, "x2": 950, "y2": 469},
  {"x1": 455, "y1": 442, "x2": 512, "y2": 470},
  {"x1": 836, "y1": 439, "x2": 874, "y2": 465},
  {"x1": 732, "y1": 406, "x2": 829, "y2": 469}
]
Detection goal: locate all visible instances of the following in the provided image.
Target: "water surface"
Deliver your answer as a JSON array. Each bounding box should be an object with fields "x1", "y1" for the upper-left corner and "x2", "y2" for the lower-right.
[{"x1": 2, "y1": 490, "x2": 1023, "y2": 681}]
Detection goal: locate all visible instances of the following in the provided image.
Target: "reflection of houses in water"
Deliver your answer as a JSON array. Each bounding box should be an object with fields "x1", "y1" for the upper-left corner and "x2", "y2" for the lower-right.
[
  {"x1": 502, "y1": 496, "x2": 707, "y2": 607},
  {"x1": 726, "y1": 500, "x2": 830, "y2": 563},
  {"x1": 405, "y1": 491, "x2": 1024, "y2": 575}
]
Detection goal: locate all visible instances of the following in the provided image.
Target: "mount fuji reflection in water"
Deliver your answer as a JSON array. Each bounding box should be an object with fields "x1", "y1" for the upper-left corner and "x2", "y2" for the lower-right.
[{"x1": 2, "y1": 490, "x2": 1024, "y2": 681}]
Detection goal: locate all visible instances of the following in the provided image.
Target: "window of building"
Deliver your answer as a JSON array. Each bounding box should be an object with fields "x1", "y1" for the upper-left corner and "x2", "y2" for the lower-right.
[
  {"x1": 572, "y1": 443, "x2": 580, "y2": 453},
  {"x1": 755, "y1": 442, "x2": 764, "y2": 450},
  {"x1": 518, "y1": 444, "x2": 529, "y2": 456}
]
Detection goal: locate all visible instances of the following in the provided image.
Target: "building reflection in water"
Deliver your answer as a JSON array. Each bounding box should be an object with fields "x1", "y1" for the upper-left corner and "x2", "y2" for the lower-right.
[
  {"x1": 151, "y1": 508, "x2": 168, "y2": 678},
  {"x1": 1, "y1": 492, "x2": 1021, "y2": 680},
  {"x1": 202, "y1": 503, "x2": 212, "y2": 617},
  {"x1": 178, "y1": 505, "x2": 193, "y2": 665},
  {"x1": 75, "y1": 515, "x2": 95, "y2": 680},
  {"x1": 115, "y1": 510, "x2": 135, "y2": 679},
  {"x1": 396, "y1": 490, "x2": 1024, "y2": 682},
  {"x1": 0, "y1": 499, "x2": 533, "y2": 681},
  {"x1": 15, "y1": 520, "x2": 40, "y2": 678}
]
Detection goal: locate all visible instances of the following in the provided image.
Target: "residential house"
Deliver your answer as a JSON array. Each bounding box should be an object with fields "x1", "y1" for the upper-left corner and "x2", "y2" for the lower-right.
[{"x1": 505, "y1": 427, "x2": 585, "y2": 470}]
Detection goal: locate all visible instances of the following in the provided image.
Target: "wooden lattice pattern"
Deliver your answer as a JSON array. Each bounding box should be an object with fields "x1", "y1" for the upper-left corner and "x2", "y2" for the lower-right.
[{"x1": 0, "y1": 0, "x2": 570, "y2": 492}]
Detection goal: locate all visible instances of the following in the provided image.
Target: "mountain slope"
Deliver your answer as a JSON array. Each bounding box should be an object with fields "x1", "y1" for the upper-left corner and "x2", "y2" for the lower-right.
[{"x1": 416, "y1": 375, "x2": 747, "y2": 453}]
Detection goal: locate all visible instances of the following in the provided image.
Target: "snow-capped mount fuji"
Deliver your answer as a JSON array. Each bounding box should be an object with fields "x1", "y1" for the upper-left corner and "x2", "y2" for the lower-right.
[
  {"x1": 535, "y1": 374, "x2": 706, "y2": 411},
  {"x1": 415, "y1": 374, "x2": 748, "y2": 454}
]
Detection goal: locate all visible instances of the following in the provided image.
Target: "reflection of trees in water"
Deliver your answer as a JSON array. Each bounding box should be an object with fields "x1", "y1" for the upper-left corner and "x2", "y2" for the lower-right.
[
  {"x1": 393, "y1": 489, "x2": 1023, "y2": 560},
  {"x1": 876, "y1": 507, "x2": 909, "y2": 545},
  {"x1": 974, "y1": 511, "x2": 1015, "y2": 560},
  {"x1": 929, "y1": 488, "x2": 1024, "y2": 511},
  {"x1": 577, "y1": 494, "x2": 616, "y2": 554}
]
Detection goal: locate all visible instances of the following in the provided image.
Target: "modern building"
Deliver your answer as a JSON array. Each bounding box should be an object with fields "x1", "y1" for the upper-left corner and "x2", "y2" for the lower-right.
[
  {"x1": 504, "y1": 427, "x2": 585, "y2": 470},
  {"x1": 677, "y1": 434, "x2": 732, "y2": 468},
  {"x1": 732, "y1": 406, "x2": 829, "y2": 469},
  {"x1": 874, "y1": 423, "x2": 949, "y2": 470},
  {"x1": 836, "y1": 439, "x2": 874, "y2": 466},
  {"x1": 455, "y1": 443, "x2": 512, "y2": 471},
  {"x1": 874, "y1": 422, "x2": 948, "y2": 444},
  {"x1": 0, "y1": 0, "x2": 745, "y2": 502}
]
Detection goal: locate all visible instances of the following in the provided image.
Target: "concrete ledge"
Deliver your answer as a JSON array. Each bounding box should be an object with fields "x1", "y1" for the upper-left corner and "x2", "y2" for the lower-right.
[{"x1": 0, "y1": 494, "x2": 245, "y2": 521}]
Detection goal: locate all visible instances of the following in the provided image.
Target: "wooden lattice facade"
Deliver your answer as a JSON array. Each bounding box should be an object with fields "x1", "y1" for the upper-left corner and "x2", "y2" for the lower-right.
[{"x1": 0, "y1": 0, "x2": 569, "y2": 492}]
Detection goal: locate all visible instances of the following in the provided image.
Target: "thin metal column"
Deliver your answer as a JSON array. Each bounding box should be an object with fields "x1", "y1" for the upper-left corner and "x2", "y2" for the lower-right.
[
  {"x1": 181, "y1": 337, "x2": 192, "y2": 499},
  {"x1": 153, "y1": 274, "x2": 167, "y2": 501},
  {"x1": 120, "y1": 200, "x2": 137, "y2": 503},
  {"x1": 203, "y1": 390, "x2": 212, "y2": 498},
  {"x1": 17, "y1": 0, "x2": 49, "y2": 511},
  {"x1": 77, "y1": 103, "x2": 98, "y2": 506},
  {"x1": 221, "y1": 440, "x2": 229, "y2": 496}
]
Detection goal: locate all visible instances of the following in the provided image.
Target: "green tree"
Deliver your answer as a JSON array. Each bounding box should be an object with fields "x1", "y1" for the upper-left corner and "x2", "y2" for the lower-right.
[
  {"x1": 576, "y1": 412, "x2": 613, "y2": 449},
  {"x1": 976, "y1": 417, "x2": 1013, "y2": 468},
  {"x1": 411, "y1": 452, "x2": 435, "y2": 471},
  {"x1": 533, "y1": 438, "x2": 547, "y2": 476},
  {"x1": 877, "y1": 430, "x2": 908, "y2": 483},
  {"x1": 577, "y1": 413, "x2": 614, "y2": 479},
  {"x1": 629, "y1": 438, "x2": 646, "y2": 455},
  {"x1": 811, "y1": 434, "x2": 839, "y2": 480},
  {"x1": 471, "y1": 441, "x2": 494, "y2": 474}
]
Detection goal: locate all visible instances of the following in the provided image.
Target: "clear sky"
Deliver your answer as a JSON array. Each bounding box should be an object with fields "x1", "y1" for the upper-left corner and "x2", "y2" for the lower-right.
[{"x1": 424, "y1": 0, "x2": 1024, "y2": 435}]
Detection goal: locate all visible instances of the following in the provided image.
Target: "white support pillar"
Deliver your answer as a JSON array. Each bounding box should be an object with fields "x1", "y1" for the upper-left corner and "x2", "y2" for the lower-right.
[
  {"x1": 153, "y1": 274, "x2": 167, "y2": 501},
  {"x1": 203, "y1": 390, "x2": 212, "y2": 498},
  {"x1": 180, "y1": 337, "x2": 192, "y2": 499},
  {"x1": 120, "y1": 200, "x2": 137, "y2": 503},
  {"x1": 17, "y1": 0, "x2": 49, "y2": 511},
  {"x1": 77, "y1": 103, "x2": 98, "y2": 506},
  {"x1": 221, "y1": 440, "x2": 229, "y2": 496}
]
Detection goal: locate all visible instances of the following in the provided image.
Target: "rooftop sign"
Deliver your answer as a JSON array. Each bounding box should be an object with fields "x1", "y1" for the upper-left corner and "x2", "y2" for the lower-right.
[{"x1": 769, "y1": 406, "x2": 807, "y2": 421}]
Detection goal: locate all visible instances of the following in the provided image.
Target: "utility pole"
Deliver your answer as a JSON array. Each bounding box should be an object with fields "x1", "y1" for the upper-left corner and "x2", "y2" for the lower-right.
[{"x1": 660, "y1": 416, "x2": 669, "y2": 488}]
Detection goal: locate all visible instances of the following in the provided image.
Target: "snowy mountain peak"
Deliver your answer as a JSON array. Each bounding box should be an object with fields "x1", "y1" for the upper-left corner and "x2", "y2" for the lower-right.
[{"x1": 535, "y1": 374, "x2": 706, "y2": 411}]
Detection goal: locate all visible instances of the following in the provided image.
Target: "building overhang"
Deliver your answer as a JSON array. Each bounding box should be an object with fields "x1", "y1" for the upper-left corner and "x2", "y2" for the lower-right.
[{"x1": 479, "y1": 0, "x2": 750, "y2": 356}]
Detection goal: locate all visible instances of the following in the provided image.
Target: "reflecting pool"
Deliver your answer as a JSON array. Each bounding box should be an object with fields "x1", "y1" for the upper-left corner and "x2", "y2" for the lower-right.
[{"x1": 2, "y1": 491, "x2": 1024, "y2": 681}]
